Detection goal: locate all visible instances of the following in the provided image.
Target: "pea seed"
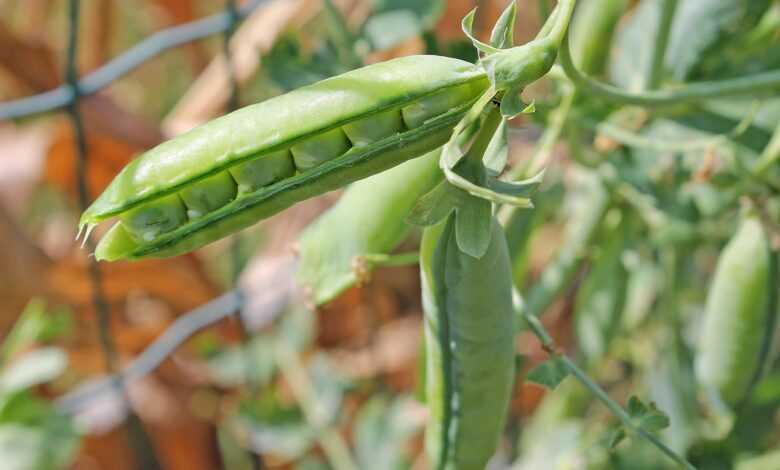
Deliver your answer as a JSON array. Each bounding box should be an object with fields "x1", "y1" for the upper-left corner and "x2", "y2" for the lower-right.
[
  {"x1": 121, "y1": 193, "x2": 187, "y2": 242},
  {"x1": 291, "y1": 127, "x2": 352, "y2": 171},
  {"x1": 179, "y1": 171, "x2": 237, "y2": 219},
  {"x1": 342, "y1": 108, "x2": 404, "y2": 146},
  {"x1": 229, "y1": 149, "x2": 295, "y2": 194}
]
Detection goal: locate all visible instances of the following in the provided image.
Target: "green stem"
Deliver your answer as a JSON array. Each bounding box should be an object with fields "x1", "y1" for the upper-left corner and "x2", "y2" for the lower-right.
[
  {"x1": 648, "y1": 0, "x2": 678, "y2": 90},
  {"x1": 559, "y1": 356, "x2": 696, "y2": 470},
  {"x1": 362, "y1": 251, "x2": 420, "y2": 267},
  {"x1": 509, "y1": 86, "x2": 575, "y2": 180},
  {"x1": 466, "y1": 104, "x2": 504, "y2": 164},
  {"x1": 519, "y1": 298, "x2": 697, "y2": 470},
  {"x1": 559, "y1": 28, "x2": 780, "y2": 106},
  {"x1": 754, "y1": 124, "x2": 780, "y2": 177},
  {"x1": 542, "y1": 0, "x2": 578, "y2": 46}
]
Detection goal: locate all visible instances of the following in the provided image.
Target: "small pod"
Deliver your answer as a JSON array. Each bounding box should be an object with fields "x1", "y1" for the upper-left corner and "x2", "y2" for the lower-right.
[
  {"x1": 695, "y1": 214, "x2": 775, "y2": 407},
  {"x1": 81, "y1": 55, "x2": 488, "y2": 261},
  {"x1": 296, "y1": 149, "x2": 442, "y2": 305},
  {"x1": 421, "y1": 214, "x2": 515, "y2": 470}
]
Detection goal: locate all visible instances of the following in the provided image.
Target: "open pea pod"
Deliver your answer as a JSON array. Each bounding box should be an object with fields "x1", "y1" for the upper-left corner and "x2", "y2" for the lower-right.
[{"x1": 80, "y1": 55, "x2": 489, "y2": 261}]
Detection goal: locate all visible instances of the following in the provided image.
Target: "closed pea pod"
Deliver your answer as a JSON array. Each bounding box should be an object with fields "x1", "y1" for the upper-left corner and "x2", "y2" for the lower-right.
[
  {"x1": 695, "y1": 214, "x2": 776, "y2": 408},
  {"x1": 421, "y1": 214, "x2": 515, "y2": 470},
  {"x1": 296, "y1": 149, "x2": 443, "y2": 306},
  {"x1": 81, "y1": 55, "x2": 489, "y2": 261}
]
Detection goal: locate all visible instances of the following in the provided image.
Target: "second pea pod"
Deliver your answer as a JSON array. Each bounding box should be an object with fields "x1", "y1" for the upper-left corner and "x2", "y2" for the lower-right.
[{"x1": 421, "y1": 214, "x2": 516, "y2": 470}]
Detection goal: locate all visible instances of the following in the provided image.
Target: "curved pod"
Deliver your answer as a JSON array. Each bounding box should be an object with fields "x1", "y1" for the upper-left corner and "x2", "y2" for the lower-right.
[
  {"x1": 421, "y1": 215, "x2": 515, "y2": 470},
  {"x1": 81, "y1": 55, "x2": 489, "y2": 260},
  {"x1": 695, "y1": 215, "x2": 774, "y2": 407}
]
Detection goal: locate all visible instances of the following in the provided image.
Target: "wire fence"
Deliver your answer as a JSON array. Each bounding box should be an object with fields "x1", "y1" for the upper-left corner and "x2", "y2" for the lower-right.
[{"x1": 1, "y1": 0, "x2": 291, "y2": 465}]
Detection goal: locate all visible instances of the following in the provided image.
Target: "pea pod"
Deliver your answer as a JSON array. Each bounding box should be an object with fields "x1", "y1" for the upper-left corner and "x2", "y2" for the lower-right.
[
  {"x1": 81, "y1": 55, "x2": 488, "y2": 261},
  {"x1": 296, "y1": 150, "x2": 442, "y2": 305},
  {"x1": 569, "y1": 0, "x2": 627, "y2": 76},
  {"x1": 421, "y1": 214, "x2": 515, "y2": 470},
  {"x1": 695, "y1": 214, "x2": 775, "y2": 408}
]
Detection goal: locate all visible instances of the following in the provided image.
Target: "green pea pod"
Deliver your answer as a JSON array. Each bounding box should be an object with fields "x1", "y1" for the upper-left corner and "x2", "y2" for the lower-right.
[
  {"x1": 81, "y1": 55, "x2": 488, "y2": 261},
  {"x1": 296, "y1": 150, "x2": 442, "y2": 306},
  {"x1": 695, "y1": 214, "x2": 775, "y2": 408},
  {"x1": 420, "y1": 214, "x2": 515, "y2": 470}
]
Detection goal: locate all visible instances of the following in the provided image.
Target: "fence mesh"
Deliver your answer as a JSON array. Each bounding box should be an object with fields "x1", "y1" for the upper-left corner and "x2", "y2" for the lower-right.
[{"x1": 0, "y1": 0, "x2": 286, "y2": 464}]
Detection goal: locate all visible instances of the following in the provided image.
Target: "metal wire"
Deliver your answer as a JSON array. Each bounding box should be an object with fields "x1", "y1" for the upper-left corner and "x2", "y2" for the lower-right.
[
  {"x1": 0, "y1": 0, "x2": 266, "y2": 120},
  {"x1": 0, "y1": 0, "x2": 291, "y2": 463},
  {"x1": 64, "y1": 1, "x2": 163, "y2": 467},
  {"x1": 55, "y1": 290, "x2": 279, "y2": 412}
]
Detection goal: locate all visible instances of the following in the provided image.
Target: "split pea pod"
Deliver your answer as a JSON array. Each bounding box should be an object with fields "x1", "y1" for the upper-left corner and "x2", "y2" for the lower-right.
[
  {"x1": 695, "y1": 214, "x2": 776, "y2": 408},
  {"x1": 80, "y1": 55, "x2": 489, "y2": 261},
  {"x1": 420, "y1": 214, "x2": 515, "y2": 470}
]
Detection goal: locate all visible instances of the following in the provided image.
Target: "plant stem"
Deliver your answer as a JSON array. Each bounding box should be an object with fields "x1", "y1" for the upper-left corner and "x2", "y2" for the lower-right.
[
  {"x1": 466, "y1": 104, "x2": 504, "y2": 164},
  {"x1": 509, "y1": 86, "x2": 575, "y2": 180},
  {"x1": 559, "y1": 28, "x2": 780, "y2": 106},
  {"x1": 362, "y1": 251, "x2": 420, "y2": 267},
  {"x1": 648, "y1": 0, "x2": 678, "y2": 90},
  {"x1": 518, "y1": 296, "x2": 697, "y2": 470},
  {"x1": 754, "y1": 124, "x2": 780, "y2": 177}
]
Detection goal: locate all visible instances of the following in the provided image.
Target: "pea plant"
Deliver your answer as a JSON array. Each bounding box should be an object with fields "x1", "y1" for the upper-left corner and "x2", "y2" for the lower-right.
[{"x1": 82, "y1": 0, "x2": 780, "y2": 468}]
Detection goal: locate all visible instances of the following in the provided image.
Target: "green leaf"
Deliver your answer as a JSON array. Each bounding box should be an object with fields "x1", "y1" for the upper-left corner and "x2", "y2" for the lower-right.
[
  {"x1": 500, "y1": 86, "x2": 526, "y2": 118},
  {"x1": 363, "y1": 10, "x2": 424, "y2": 51},
  {"x1": 370, "y1": 0, "x2": 445, "y2": 29},
  {"x1": 605, "y1": 427, "x2": 628, "y2": 449},
  {"x1": 485, "y1": 170, "x2": 544, "y2": 198},
  {"x1": 626, "y1": 396, "x2": 671, "y2": 433},
  {"x1": 454, "y1": 196, "x2": 493, "y2": 258},
  {"x1": 407, "y1": 180, "x2": 463, "y2": 227},
  {"x1": 443, "y1": 165, "x2": 535, "y2": 206},
  {"x1": 665, "y1": 0, "x2": 753, "y2": 80},
  {"x1": 490, "y1": 1, "x2": 517, "y2": 49},
  {"x1": 483, "y1": 118, "x2": 508, "y2": 175},
  {"x1": 0, "y1": 348, "x2": 67, "y2": 394},
  {"x1": 603, "y1": 396, "x2": 671, "y2": 450},
  {"x1": 609, "y1": 0, "x2": 659, "y2": 91},
  {"x1": 526, "y1": 358, "x2": 570, "y2": 389},
  {"x1": 1, "y1": 299, "x2": 72, "y2": 366},
  {"x1": 461, "y1": 8, "x2": 501, "y2": 55}
]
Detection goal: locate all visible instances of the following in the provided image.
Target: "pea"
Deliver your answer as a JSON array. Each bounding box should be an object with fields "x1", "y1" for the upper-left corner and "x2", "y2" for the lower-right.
[
  {"x1": 291, "y1": 127, "x2": 352, "y2": 171},
  {"x1": 342, "y1": 108, "x2": 404, "y2": 147},
  {"x1": 228, "y1": 149, "x2": 295, "y2": 194},
  {"x1": 179, "y1": 171, "x2": 237, "y2": 219},
  {"x1": 120, "y1": 193, "x2": 187, "y2": 242},
  {"x1": 81, "y1": 55, "x2": 488, "y2": 261}
]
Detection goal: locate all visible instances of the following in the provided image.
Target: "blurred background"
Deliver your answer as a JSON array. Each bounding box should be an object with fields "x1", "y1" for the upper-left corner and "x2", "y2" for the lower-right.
[{"x1": 1, "y1": 0, "x2": 779, "y2": 469}]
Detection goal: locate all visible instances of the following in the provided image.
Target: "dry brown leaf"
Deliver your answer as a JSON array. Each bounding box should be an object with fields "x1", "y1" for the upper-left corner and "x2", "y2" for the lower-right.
[{"x1": 0, "y1": 22, "x2": 60, "y2": 92}]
